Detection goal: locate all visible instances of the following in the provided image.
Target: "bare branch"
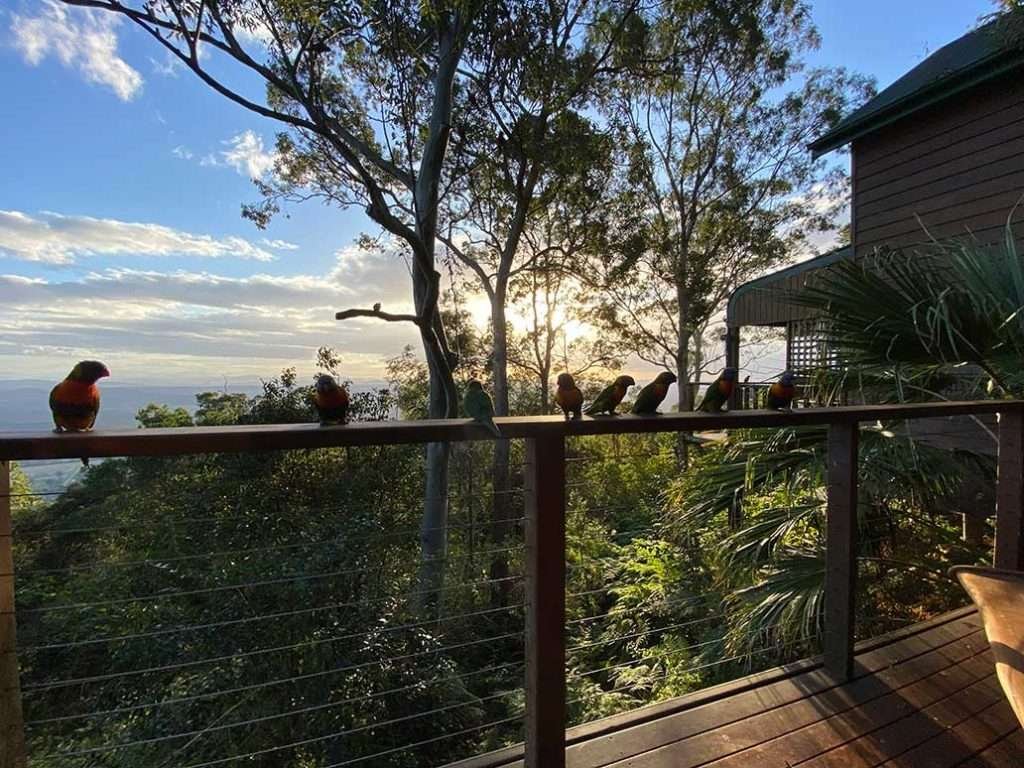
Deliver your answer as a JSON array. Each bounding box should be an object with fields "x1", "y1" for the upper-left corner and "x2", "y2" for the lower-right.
[{"x1": 335, "y1": 307, "x2": 423, "y2": 325}]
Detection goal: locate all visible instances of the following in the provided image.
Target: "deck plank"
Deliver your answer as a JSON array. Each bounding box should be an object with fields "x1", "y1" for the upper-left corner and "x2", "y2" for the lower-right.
[
  {"x1": 444, "y1": 609, "x2": 1005, "y2": 768},
  {"x1": 701, "y1": 641, "x2": 994, "y2": 767},
  {"x1": 955, "y1": 724, "x2": 1024, "y2": 767},
  {"x1": 567, "y1": 613, "x2": 984, "y2": 768},
  {"x1": 798, "y1": 676, "x2": 1006, "y2": 768},
  {"x1": 605, "y1": 652, "x2": 996, "y2": 768},
  {"x1": 879, "y1": 696, "x2": 1021, "y2": 767}
]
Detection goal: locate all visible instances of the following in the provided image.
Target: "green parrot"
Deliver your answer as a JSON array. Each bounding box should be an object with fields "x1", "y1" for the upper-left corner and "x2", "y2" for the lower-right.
[
  {"x1": 584, "y1": 375, "x2": 636, "y2": 416},
  {"x1": 464, "y1": 380, "x2": 501, "y2": 437},
  {"x1": 631, "y1": 371, "x2": 678, "y2": 415},
  {"x1": 696, "y1": 367, "x2": 738, "y2": 412}
]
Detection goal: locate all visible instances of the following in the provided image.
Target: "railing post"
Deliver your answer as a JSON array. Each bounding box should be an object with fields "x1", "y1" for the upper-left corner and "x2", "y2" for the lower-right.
[
  {"x1": 995, "y1": 408, "x2": 1024, "y2": 570},
  {"x1": 524, "y1": 435, "x2": 566, "y2": 768},
  {"x1": 725, "y1": 326, "x2": 740, "y2": 410},
  {"x1": 1, "y1": 462, "x2": 26, "y2": 768},
  {"x1": 825, "y1": 423, "x2": 858, "y2": 680}
]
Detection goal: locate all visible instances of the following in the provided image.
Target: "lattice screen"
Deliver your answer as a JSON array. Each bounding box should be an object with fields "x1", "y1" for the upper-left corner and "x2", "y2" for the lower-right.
[{"x1": 786, "y1": 319, "x2": 838, "y2": 374}]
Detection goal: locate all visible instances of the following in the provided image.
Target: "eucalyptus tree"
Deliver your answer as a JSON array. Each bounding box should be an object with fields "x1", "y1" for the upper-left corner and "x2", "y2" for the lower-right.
[
  {"x1": 506, "y1": 186, "x2": 623, "y2": 413},
  {"x1": 437, "y1": 0, "x2": 636, "y2": 600},
  {"x1": 595, "y1": 0, "x2": 872, "y2": 415},
  {"x1": 59, "y1": 0, "x2": 487, "y2": 606}
]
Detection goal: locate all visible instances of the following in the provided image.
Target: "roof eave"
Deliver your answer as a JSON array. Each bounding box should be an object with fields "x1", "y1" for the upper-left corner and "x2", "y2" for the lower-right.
[
  {"x1": 809, "y1": 51, "x2": 1024, "y2": 159},
  {"x1": 726, "y1": 245, "x2": 854, "y2": 327}
]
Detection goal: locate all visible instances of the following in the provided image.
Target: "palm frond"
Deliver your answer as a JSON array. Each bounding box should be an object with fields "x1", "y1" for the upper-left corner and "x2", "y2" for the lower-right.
[{"x1": 790, "y1": 217, "x2": 1024, "y2": 394}]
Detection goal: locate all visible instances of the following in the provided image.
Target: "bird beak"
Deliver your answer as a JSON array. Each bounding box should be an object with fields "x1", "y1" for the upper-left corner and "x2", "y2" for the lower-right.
[{"x1": 100, "y1": 367, "x2": 111, "y2": 379}]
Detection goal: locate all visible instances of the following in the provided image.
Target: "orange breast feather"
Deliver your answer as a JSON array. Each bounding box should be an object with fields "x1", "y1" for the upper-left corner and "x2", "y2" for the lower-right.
[
  {"x1": 51, "y1": 381, "x2": 100, "y2": 430},
  {"x1": 316, "y1": 389, "x2": 349, "y2": 409},
  {"x1": 557, "y1": 387, "x2": 583, "y2": 409}
]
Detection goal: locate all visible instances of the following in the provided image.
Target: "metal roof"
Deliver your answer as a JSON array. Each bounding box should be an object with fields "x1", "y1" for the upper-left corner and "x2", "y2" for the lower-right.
[
  {"x1": 726, "y1": 245, "x2": 853, "y2": 327},
  {"x1": 810, "y1": 18, "x2": 1024, "y2": 157}
]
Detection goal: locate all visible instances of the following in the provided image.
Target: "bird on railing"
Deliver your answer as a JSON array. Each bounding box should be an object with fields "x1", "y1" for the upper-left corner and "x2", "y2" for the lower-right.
[
  {"x1": 695, "y1": 367, "x2": 738, "y2": 412},
  {"x1": 464, "y1": 380, "x2": 501, "y2": 437},
  {"x1": 585, "y1": 375, "x2": 635, "y2": 416},
  {"x1": 631, "y1": 371, "x2": 678, "y2": 415},
  {"x1": 554, "y1": 373, "x2": 584, "y2": 420},
  {"x1": 767, "y1": 370, "x2": 797, "y2": 411},
  {"x1": 50, "y1": 360, "x2": 110, "y2": 466},
  {"x1": 314, "y1": 374, "x2": 350, "y2": 426}
]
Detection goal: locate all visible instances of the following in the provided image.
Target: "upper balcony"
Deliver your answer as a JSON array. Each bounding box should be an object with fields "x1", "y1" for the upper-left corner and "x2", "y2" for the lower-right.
[{"x1": 1, "y1": 401, "x2": 1022, "y2": 767}]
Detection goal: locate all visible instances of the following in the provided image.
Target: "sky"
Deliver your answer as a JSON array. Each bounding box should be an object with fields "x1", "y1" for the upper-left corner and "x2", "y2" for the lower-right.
[{"x1": 0, "y1": 0, "x2": 999, "y2": 387}]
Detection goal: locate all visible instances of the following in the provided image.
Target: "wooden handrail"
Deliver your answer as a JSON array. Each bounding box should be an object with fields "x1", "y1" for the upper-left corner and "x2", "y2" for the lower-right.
[{"x1": 0, "y1": 400, "x2": 1018, "y2": 461}]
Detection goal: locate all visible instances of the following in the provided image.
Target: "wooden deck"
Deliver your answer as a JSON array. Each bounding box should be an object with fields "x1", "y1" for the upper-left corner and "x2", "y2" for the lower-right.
[{"x1": 451, "y1": 607, "x2": 1023, "y2": 768}]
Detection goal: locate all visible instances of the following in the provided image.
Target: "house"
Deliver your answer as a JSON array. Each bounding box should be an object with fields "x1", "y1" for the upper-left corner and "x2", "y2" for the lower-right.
[{"x1": 725, "y1": 18, "x2": 1024, "y2": 377}]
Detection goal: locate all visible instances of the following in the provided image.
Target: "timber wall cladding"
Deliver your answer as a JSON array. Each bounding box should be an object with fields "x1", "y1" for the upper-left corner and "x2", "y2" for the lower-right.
[{"x1": 854, "y1": 69, "x2": 1024, "y2": 257}]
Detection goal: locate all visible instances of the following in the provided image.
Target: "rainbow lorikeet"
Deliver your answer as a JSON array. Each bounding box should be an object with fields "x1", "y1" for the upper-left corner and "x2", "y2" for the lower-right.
[
  {"x1": 554, "y1": 373, "x2": 584, "y2": 420},
  {"x1": 696, "y1": 367, "x2": 737, "y2": 412},
  {"x1": 585, "y1": 375, "x2": 636, "y2": 416},
  {"x1": 464, "y1": 380, "x2": 501, "y2": 437},
  {"x1": 50, "y1": 361, "x2": 109, "y2": 432},
  {"x1": 767, "y1": 370, "x2": 797, "y2": 410},
  {"x1": 50, "y1": 360, "x2": 109, "y2": 466},
  {"x1": 631, "y1": 371, "x2": 677, "y2": 415},
  {"x1": 314, "y1": 374, "x2": 350, "y2": 426}
]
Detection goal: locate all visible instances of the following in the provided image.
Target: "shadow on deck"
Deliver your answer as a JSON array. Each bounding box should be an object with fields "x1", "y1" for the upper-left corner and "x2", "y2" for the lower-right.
[{"x1": 450, "y1": 608, "x2": 1022, "y2": 768}]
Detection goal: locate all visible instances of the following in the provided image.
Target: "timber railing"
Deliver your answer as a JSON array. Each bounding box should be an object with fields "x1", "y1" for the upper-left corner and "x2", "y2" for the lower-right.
[{"x1": 1, "y1": 400, "x2": 1023, "y2": 768}]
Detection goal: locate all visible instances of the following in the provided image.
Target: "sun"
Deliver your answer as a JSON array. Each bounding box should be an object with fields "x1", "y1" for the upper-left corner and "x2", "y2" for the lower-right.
[{"x1": 462, "y1": 293, "x2": 593, "y2": 343}]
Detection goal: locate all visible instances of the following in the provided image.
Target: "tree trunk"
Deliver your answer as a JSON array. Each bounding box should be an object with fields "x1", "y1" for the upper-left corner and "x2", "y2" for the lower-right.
[
  {"x1": 410, "y1": 20, "x2": 463, "y2": 616},
  {"x1": 489, "y1": 301, "x2": 512, "y2": 606},
  {"x1": 416, "y1": 316, "x2": 458, "y2": 615}
]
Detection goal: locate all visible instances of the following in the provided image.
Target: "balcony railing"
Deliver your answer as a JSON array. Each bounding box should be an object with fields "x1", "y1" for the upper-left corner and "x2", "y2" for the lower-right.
[{"x1": 1, "y1": 400, "x2": 1022, "y2": 767}]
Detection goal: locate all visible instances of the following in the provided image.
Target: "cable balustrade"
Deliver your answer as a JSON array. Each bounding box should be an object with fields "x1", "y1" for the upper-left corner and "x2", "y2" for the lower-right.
[{"x1": 1, "y1": 400, "x2": 1021, "y2": 768}]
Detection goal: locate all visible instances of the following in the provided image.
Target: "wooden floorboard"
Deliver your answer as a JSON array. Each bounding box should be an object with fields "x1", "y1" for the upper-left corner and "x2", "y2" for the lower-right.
[
  {"x1": 796, "y1": 675, "x2": 1005, "y2": 768},
  {"x1": 601, "y1": 640, "x2": 994, "y2": 767},
  {"x1": 700, "y1": 639, "x2": 993, "y2": 767},
  {"x1": 955, "y1": 723, "x2": 1024, "y2": 767},
  {"x1": 877, "y1": 694, "x2": 1020, "y2": 767},
  {"x1": 445, "y1": 609, "x2": 1024, "y2": 768}
]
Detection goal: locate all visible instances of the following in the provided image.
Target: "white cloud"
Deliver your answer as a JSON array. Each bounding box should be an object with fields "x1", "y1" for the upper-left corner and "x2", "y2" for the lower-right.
[
  {"x1": 261, "y1": 238, "x2": 300, "y2": 251},
  {"x1": 0, "y1": 210, "x2": 277, "y2": 264},
  {"x1": 233, "y1": 22, "x2": 276, "y2": 47},
  {"x1": 0, "y1": 247, "x2": 419, "y2": 380},
  {"x1": 10, "y1": 0, "x2": 143, "y2": 101},
  {"x1": 329, "y1": 245, "x2": 412, "y2": 305},
  {"x1": 150, "y1": 53, "x2": 182, "y2": 78},
  {"x1": 187, "y1": 131, "x2": 280, "y2": 179},
  {"x1": 172, "y1": 146, "x2": 194, "y2": 161},
  {"x1": 220, "y1": 130, "x2": 277, "y2": 179}
]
